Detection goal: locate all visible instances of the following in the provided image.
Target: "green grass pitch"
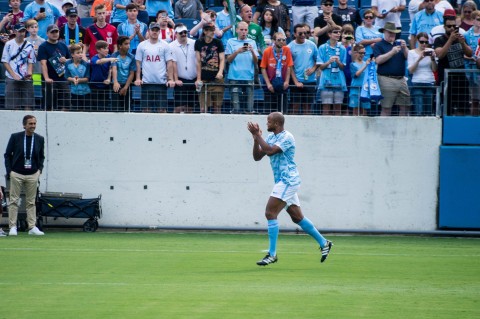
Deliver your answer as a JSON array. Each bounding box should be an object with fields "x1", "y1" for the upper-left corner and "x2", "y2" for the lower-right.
[{"x1": 1, "y1": 231, "x2": 479, "y2": 319}]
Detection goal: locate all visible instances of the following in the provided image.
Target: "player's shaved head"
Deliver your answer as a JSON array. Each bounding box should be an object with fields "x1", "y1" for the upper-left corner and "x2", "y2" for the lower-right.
[{"x1": 270, "y1": 112, "x2": 285, "y2": 126}]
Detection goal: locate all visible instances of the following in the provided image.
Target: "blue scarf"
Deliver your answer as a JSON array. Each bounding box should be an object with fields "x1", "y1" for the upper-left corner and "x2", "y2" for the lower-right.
[
  {"x1": 65, "y1": 24, "x2": 79, "y2": 45},
  {"x1": 360, "y1": 61, "x2": 383, "y2": 102}
]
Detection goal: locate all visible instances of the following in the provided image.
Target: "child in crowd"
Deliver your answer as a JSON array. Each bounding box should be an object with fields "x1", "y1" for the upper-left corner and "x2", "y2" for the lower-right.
[
  {"x1": 117, "y1": 3, "x2": 147, "y2": 54},
  {"x1": 111, "y1": 36, "x2": 136, "y2": 111},
  {"x1": 318, "y1": 26, "x2": 347, "y2": 116},
  {"x1": 57, "y1": 0, "x2": 81, "y2": 29},
  {"x1": 349, "y1": 44, "x2": 372, "y2": 116},
  {"x1": 25, "y1": 19, "x2": 45, "y2": 87},
  {"x1": 90, "y1": 40, "x2": 118, "y2": 111},
  {"x1": 132, "y1": 0, "x2": 149, "y2": 25},
  {"x1": 0, "y1": 0, "x2": 24, "y2": 33},
  {"x1": 65, "y1": 43, "x2": 91, "y2": 111}
]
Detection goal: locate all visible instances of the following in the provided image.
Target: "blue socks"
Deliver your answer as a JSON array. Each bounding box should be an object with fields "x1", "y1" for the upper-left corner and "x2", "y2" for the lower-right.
[
  {"x1": 267, "y1": 219, "x2": 279, "y2": 257},
  {"x1": 298, "y1": 217, "x2": 327, "y2": 248}
]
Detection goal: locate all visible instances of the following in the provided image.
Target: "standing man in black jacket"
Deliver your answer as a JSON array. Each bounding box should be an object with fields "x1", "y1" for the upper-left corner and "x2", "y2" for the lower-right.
[{"x1": 4, "y1": 115, "x2": 45, "y2": 236}]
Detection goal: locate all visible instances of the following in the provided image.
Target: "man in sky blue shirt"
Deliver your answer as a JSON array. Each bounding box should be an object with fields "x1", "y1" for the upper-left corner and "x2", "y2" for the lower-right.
[
  {"x1": 226, "y1": 21, "x2": 259, "y2": 113},
  {"x1": 22, "y1": 0, "x2": 62, "y2": 39},
  {"x1": 409, "y1": 0, "x2": 443, "y2": 48},
  {"x1": 247, "y1": 112, "x2": 333, "y2": 266},
  {"x1": 288, "y1": 24, "x2": 320, "y2": 114}
]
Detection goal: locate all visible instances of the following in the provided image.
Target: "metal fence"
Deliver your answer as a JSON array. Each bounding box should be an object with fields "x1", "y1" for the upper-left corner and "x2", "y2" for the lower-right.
[{"x1": 0, "y1": 78, "x2": 452, "y2": 116}]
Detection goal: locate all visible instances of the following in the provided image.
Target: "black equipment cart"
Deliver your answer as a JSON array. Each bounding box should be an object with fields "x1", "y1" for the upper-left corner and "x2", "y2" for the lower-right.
[{"x1": 38, "y1": 192, "x2": 102, "y2": 232}]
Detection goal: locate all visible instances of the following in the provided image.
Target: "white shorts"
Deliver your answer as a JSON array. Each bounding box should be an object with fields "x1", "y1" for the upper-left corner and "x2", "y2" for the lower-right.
[{"x1": 270, "y1": 181, "x2": 300, "y2": 208}]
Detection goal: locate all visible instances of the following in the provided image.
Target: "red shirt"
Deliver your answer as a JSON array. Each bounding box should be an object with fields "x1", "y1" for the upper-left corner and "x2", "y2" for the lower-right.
[
  {"x1": 84, "y1": 23, "x2": 118, "y2": 57},
  {"x1": 5, "y1": 12, "x2": 24, "y2": 33}
]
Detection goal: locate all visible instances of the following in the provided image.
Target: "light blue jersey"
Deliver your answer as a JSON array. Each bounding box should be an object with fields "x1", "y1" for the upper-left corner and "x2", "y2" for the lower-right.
[
  {"x1": 117, "y1": 21, "x2": 148, "y2": 52},
  {"x1": 64, "y1": 60, "x2": 91, "y2": 96},
  {"x1": 266, "y1": 130, "x2": 301, "y2": 186},
  {"x1": 22, "y1": 3, "x2": 62, "y2": 39},
  {"x1": 111, "y1": 0, "x2": 132, "y2": 24},
  {"x1": 318, "y1": 42, "x2": 347, "y2": 91},
  {"x1": 464, "y1": 28, "x2": 480, "y2": 82},
  {"x1": 226, "y1": 38, "x2": 259, "y2": 80},
  {"x1": 216, "y1": 10, "x2": 234, "y2": 48},
  {"x1": 112, "y1": 51, "x2": 137, "y2": 84},
  {"x1": 355, "y1": 26, "x2": 382, "y2": 59},
  {"x1": 287, "y1": 40, "x2": 319, "y2": 83},
  {"x1": 409, "y1": 10, "x2": 443, "y2": 37},
  {"x1": 146, "y1": 0, "x2": 174, "y2": 18}
]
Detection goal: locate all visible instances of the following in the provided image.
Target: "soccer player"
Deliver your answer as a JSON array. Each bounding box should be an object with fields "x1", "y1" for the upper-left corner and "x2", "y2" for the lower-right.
[{"x1": 247, "y1": 112, "x2": 333, "y2": 266}]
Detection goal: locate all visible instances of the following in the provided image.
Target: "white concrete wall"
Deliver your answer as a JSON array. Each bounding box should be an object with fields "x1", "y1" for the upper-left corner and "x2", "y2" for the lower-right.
[{"x1": 0, "y1": 111, "x2": 442, "y2": 231}]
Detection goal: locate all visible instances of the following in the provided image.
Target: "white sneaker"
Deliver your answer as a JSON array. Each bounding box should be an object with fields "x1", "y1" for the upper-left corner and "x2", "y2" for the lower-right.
[
  {"x1": 28, "y1": 226, "x2": 44, "y2": 236},
  {"x1": 9, "y1": 227, "x2": 17, "y2": 236},
  {"x1": 0, "y1": 228, "x2": 6, "y2": 237}
]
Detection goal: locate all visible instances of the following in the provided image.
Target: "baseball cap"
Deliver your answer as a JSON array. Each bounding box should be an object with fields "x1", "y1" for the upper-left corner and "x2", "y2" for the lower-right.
[
  {"x1": 149, "y1": 22, "x2": 161, "y2": 30},
  {"x1": 66, "y1": 8, "x2": 78, "y2": 16},
  {"x1": 175, "y1": 25, "x2": 188, "y2": 33},
  {"x1": 322, "y1": 0, "x2": 334, "y2": 4},
  {"x1": 62, "y1": 0, "x2": 75, "y2": 7},
  {"x1": 13, "y1": 24, "x2": 26, "y2": 31},
  {"x1": 443, "y1": 9, "x2": 457, "y2": 17},
  {"x1": 47, "y1": 24, "x2": 60, "y2": 33}
]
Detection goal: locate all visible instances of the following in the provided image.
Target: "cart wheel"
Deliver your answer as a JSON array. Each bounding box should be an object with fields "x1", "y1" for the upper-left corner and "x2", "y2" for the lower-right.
[
  {"x1": 83, "y1": 219, "x2": 97, "y2": 232},
  {"x1": 37, "y1": 218, "x2": 43, "y2": 231}
]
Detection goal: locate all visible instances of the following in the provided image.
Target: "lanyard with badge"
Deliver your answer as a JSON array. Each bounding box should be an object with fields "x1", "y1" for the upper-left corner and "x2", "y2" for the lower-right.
[
  {"x1": 272, "y1": 48, "x2": 283, "y2": 78},
  {"x1": 24, "y1": 134, "x2": 34, "y2": 169},
  {"x1": 325, "y1": 44, "x2": 340, "y2": 73}
]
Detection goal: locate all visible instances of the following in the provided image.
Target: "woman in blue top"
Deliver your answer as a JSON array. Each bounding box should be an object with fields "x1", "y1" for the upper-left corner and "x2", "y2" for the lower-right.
[
  {"x1": 355, "y1": 9, "x2": 383, "y2": 61},
  {"x1": 349, "y1": 44, "x2": 372, "y2": 116},
  {"x1": 318, "y1": 26, "x2": 347, "y2": 116}
]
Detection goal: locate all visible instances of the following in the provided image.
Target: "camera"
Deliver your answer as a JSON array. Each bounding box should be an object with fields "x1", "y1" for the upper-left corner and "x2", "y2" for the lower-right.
[
  {"x1": 8, "y1": 9, "x2": 12, "y2": 14},
  {"x1": 424, "y1": 50, "x2": 433, "y2": 56},
  {"x1": 454, "y1": 26, "x2": 460, "y2": 32},
  {"x1": 40, "y1": 7, "x2": 45, "y2": 13},
  {"x1": 395, "y1": 40, "x2": 401, "y2": 46},
  {"x1": 243, "y1": 43, "x2": 249, "y2": 48}
]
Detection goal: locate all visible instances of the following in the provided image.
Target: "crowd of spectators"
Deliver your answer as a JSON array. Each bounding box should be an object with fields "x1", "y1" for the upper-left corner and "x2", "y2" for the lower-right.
[{"x1": 0, "y1": 0, "x2": 479, "y2": 115}]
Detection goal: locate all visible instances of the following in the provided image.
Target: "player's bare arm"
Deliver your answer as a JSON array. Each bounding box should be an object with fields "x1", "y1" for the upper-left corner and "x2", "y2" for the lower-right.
[{"x1": 247, "y1": 121, "x2": 282, "y2": 157}]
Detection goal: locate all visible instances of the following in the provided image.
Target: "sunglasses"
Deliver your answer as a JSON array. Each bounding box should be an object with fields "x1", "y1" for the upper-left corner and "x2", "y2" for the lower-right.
[
  {"x1": 178, "y1": 31, "x2": 187, "y2": 35},
  {"x1": 364, "y1": 16, "x2": 374, "y2": 19},
  {"x1": 332, "y1": 31, "x2": 341, "y2": 34},
  {"x1": 323, "y1": 3, "x2": 333, "y2": 6},
  {"x1": 464, "y1": 10, "x2": 472, "y2": 14},
  {"x1": 49, "y1": 30, "x2": 59, "y2": 33},
  {"x1": 357, "y1": 51, "x2": 366, "y2": 54},
  {"x1": 297, "y1": 32, "x2": 306, "y2": 35},
  {"x1": 424, "y1": 0, "x2": 434, "y2": 2},
  {"x1": 445, "y1": 25, "x2": 457, "y2": 29},
  {"x1": 418, "y1": 40, "x2": 428, "y2": 44},
  {"x1": 276, "y1": 38, "x2": 286, "y2": 41}
]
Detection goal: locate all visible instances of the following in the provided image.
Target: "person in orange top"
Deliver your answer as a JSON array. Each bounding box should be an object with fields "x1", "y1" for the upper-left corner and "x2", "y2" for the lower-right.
[{"x1": 260, "y1": 32, "x2": 293, "y2": 113}]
